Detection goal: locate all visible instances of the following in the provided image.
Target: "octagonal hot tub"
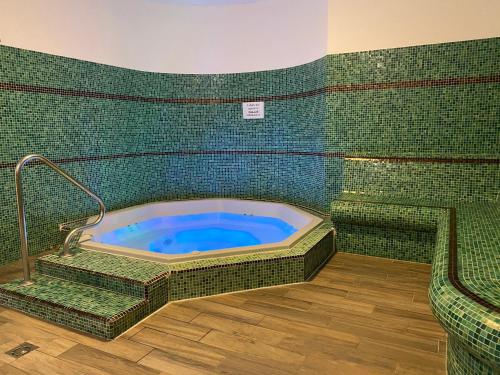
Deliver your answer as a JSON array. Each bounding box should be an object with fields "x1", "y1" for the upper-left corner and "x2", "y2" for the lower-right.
[{"x1": 80, "y1": 199, "x2": 323, "y2": 263}]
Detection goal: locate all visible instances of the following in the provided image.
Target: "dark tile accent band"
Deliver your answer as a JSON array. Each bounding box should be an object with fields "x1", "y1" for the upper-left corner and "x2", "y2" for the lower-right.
[
  {"x1": 0, "y1": 150, "x2": 500, "y2": 169},
  {"x1": 344, "y1": 156, "x2": 500, "y2": 164},
  {"x1": 1, "y1": 74, "x2": 499, "y2": 105},
  {"x1": 0, "y1": 151, "x2": 345, "y2": 170},
  {"x1": 325, "y1": 75, "x2": 500, "y2": 92},
  {"x1": 1, "y1": 151, "x2": 498, "y2": 170},
  {"x1": 447, "y1": 209, "x2": 499, "y2": 313},
  {"x1": 0, "y1": 82, "x2": 326, "y2": 104}
]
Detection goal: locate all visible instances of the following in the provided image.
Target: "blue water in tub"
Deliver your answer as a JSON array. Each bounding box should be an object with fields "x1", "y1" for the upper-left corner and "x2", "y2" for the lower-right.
[{"x1": 94, "y1": 212, "x2": 297, "y2": 254}]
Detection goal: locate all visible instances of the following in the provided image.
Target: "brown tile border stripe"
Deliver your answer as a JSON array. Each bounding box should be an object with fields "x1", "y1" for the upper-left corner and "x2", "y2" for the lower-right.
[
  {"x1": 344, "y1": 156, "x2": 500, "y2": 164},
  {"x1": 338, "y1": 198, "x2": 500, "y2": 313},
  {"x1": 325, "y1": 75, "x2": 500, "y2": 92},
  {"x1": 0, "y1": 151, "x2": 343, "y2": 170},
  {"x1": 447, "y1": 208, "x2": 499, "y2": 313},
  {"x1": 0, "y1": 82, "x2": 326, "y2": 104},
  {"x1": 1, "y1": 151, "x2": 498, "y2": 170},
  {"x1": 1, "y1": 74, "x2": 499, "y2": 104}
]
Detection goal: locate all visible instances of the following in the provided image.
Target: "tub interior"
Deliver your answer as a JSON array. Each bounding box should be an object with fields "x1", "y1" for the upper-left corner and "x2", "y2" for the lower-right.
[
  {"x1": 94, "y1": 212, "x2": 299, "y2": 254},
  {"x1": 81, "y1": 199, "x2": 323, "y2": 262}
]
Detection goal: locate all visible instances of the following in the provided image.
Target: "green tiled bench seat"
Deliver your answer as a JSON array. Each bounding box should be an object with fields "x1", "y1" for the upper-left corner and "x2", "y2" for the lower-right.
[
  {"x1": 332, "y1": 194, "x2": 440, "y2": 263},
  {"x1": 331, "y1": 194, "x2": 500, "y2": 374},
  {"x1": 331, "y1": 199, "x2": 439, "y2": 232}
]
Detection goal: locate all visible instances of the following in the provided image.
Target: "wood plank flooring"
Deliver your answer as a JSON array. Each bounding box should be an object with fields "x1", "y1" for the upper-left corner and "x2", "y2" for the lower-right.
[{"x1": 0, "y1": 252, "x2": 447, "y2": 374}]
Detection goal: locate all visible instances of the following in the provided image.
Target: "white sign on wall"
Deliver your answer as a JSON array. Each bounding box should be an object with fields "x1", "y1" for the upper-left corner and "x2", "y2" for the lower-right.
[{"x1": 242, "y1": 102, "x2": 265, "y2": 119}]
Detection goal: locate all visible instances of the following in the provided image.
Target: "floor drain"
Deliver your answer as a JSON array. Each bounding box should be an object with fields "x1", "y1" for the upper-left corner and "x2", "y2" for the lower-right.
[{"x1": 5, "y1": 342, "x2": 39, "y2": 358}]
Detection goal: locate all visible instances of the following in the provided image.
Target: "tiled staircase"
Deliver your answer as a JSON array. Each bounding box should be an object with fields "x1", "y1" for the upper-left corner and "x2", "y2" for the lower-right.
[{"x1": 0, "y1": 250, "x2": 170, "y2": 340}]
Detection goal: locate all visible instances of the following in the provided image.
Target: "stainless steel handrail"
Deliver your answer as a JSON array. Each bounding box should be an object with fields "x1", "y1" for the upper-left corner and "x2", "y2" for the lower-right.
[{"x1": 15, "y1": 154, "x2": 106, "y2": 286}]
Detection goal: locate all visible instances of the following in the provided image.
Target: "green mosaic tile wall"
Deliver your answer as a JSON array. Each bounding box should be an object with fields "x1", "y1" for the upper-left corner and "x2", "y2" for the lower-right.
[
  {"x1": 0, "y1": 46, "x2": 326, "y2": 266},
  {"x1": 448, "y1": 335, "x2": 496, "y2": 375},
  {"x1": 341, "y1": 160, "x2": 499, "y2": 203},
  {"x1": 335, "y1": 223, "x2": 435, "y2": 263},
  {"x1": 1, "y1": 37, "x2": 498, "y2": 266},
  {"x1": 326, "y1": 37, "x2": 500, "y2": 203},
  {"x1": 326, "y1": 38, "x2": 499, "y2": 84},
  {"x1": 428, "y1": 204, "x2": 499, "y2": 372}
]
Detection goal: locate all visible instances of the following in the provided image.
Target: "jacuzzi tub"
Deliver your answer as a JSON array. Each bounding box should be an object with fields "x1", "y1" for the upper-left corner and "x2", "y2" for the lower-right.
[{"x1": 80, "y1": 199, "x2": 323, "y2": 263}]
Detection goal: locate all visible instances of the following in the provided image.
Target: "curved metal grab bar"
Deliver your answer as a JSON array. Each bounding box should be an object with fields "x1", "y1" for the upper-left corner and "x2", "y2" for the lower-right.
[{"x1": 15, "y1": 154, "x2": 106, "y2": 285}]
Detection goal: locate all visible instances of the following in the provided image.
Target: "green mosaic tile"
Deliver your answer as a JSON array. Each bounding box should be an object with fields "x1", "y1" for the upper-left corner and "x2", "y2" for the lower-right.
[
  {"x1": 0, "y1": 273, "x2": 154, "y2": 340},
  {"x1": 0, "y1": 263, "x2": 169, "y2": 339},
  {"x1": 1, "y1": 38, "x2": 499, "y2": 267},
  {"x1": 330, "y1": 194, "x2": 499, "y2": 371},
  {"x1": 0, "y1": 45, "x2": 326, "y2": 97},
  {"x1": 167, "y1": 227, "x2": 334, "y2": 301},
  {"x1": 326, "y1": 37, "x2": 500, "y2": 84},
  {"x1": 0, "y1": 274, "x2": 143, "y2": 318},
  {"x1": 165, "y1": 222, "x2": 331, "y2": 271},
  {"x1": 0, "y1": 45, "x2": 327, "y2": 266},
  {"x1": 0, "y1": 220, "x2": 333, "y2": 338},
  {"x1": 335, "y1": 223, "x2": 435, "y2": 264},
  {"x1": 39, "y1": 249, "x2": 169, "y2": 283},
  {"x1": 456, "y1": 203, "x2": 500, "y2": 306},
  {"x1": 0, "y1": 34, "x2": 498, "y2": 371},
  {"x1": 35, "y1": 255, "x2": 166, "y2": 299},
  {"x1": 340, "y1": 159, "x2": 499, "y2": 203},
  {"x1": 167, "y1": 257, "x2": 304, "y2": 301},
  {"x1": 327, "y1": 85, "x2": 500, "y2": 158},
  {"x1": 32, "y1": 221, "x2": 333, "y2": 303},
  {"x1": 325, "y1": 38, "x2": 499, "y2": 209},
  {"x1": 304, "y1": 230, "x2": 336, "y2": 279},
  {"x1": 448, "y1": 335, "x2": 497, "y2": 375},
  {"x1": 332, "y1": 199, "x2": 439, "y2": 231},
  {"x1": 429, "y1": 206, "x2": 500, "y2": 371},
  {"x1": 332, "y1": 195, "x2": 440, "y2": 263}
]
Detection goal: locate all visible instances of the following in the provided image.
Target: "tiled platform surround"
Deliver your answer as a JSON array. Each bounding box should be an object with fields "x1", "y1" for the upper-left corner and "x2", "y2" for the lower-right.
[{"x1": 0, "y1": 223, "x2": 334, "y2": 339}]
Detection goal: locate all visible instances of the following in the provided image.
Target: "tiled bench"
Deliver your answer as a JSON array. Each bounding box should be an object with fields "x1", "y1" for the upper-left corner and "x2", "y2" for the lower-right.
[{"x1": 331, "y1": 194, "x2": 499, "y2": 375}]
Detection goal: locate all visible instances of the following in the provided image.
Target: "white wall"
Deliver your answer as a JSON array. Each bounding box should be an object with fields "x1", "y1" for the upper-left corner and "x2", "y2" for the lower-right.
[
  {"x1": 0, "y1": 0, "x2": 327, "y2": 74},
  {"x1": 328, "y1": 0, "x2": 500, "y2": 53}
]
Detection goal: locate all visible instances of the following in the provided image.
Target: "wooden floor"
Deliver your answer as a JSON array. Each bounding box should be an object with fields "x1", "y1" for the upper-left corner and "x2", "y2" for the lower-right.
[{"x1": 0, "y1": 252, "x2": 447, "y2": 375}]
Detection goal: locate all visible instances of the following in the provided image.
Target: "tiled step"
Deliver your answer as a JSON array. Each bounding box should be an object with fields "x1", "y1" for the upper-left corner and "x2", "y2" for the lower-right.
[
  {"x1": 0, "y1": 250, "x2": 171, "y2": 339},
  {"x1": 36, "y1": 249, "x2": 170, "y2": 299},
  {"x1": 0, "y1": 274, "x2": 149, "y2": 339}
]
